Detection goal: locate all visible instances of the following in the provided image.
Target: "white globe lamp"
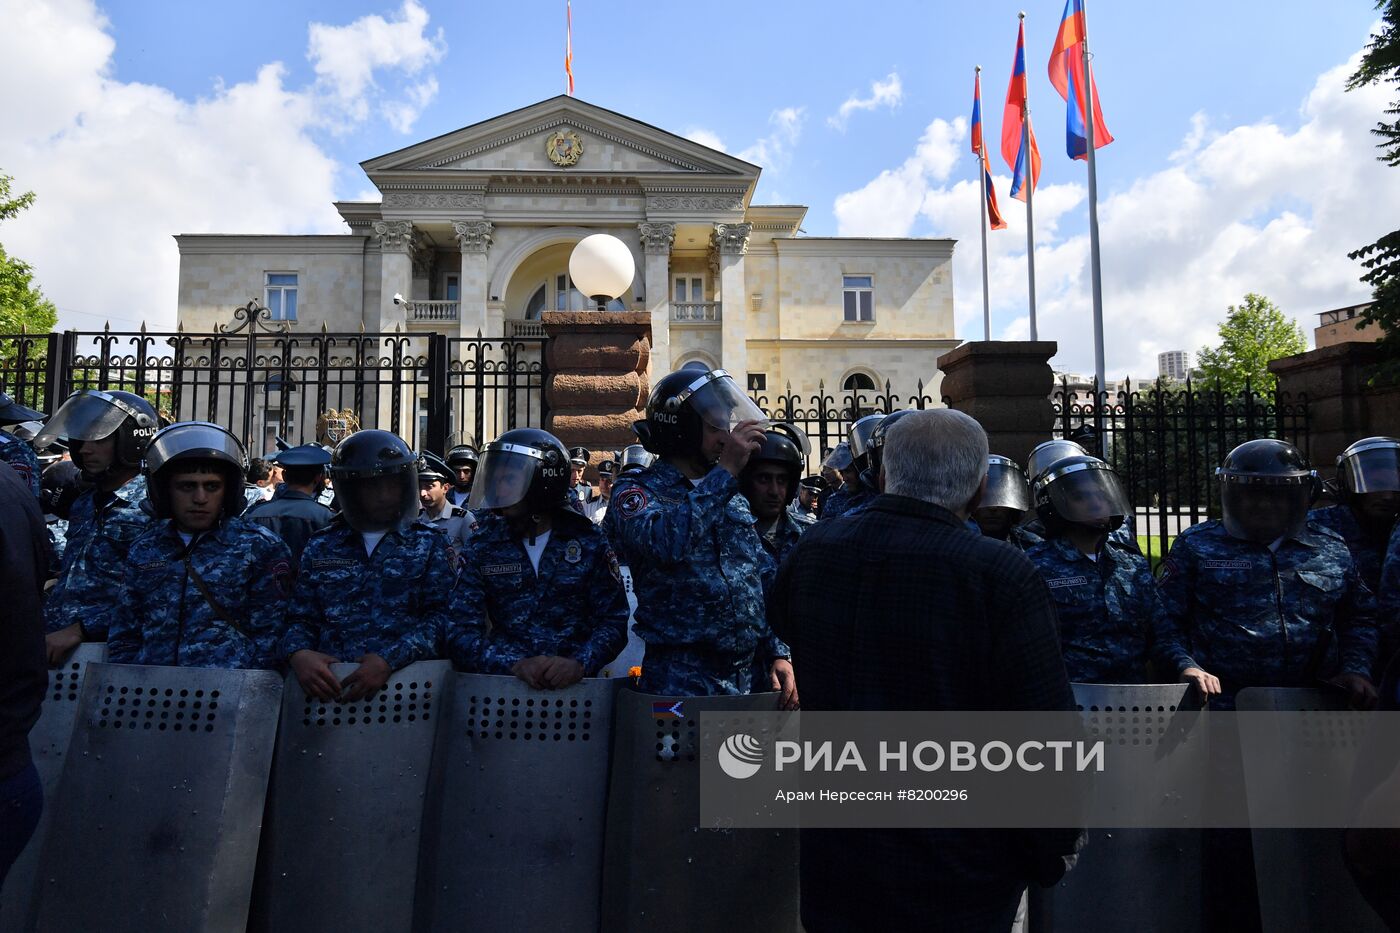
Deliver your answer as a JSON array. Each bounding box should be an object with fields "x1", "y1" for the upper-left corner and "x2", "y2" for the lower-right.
[{"x1": 568, "y1": 234, "x2": 635, "y2": 310}]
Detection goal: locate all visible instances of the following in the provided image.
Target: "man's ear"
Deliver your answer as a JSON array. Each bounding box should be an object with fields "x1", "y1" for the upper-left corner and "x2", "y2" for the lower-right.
[{"x1": 965, "y1": 473, "x2": 988, "y2": 515}]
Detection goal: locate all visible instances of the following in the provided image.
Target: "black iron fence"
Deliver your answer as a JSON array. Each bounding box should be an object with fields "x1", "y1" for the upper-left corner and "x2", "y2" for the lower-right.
[
  {"x1": 1052, "y1": 377, "x2": 1311, "y2": 561},
  {"x1": 0, "y1": 313, "x2": 547, "y2": 457}
]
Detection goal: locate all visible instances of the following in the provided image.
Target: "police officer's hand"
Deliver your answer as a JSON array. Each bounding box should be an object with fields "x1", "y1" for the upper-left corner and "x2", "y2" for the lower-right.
[
  {"x1": 540, "y1": 657, "x2": 585, "y2": 689},
  {"x1": 1330, "y1": 672, "x2": 1379, "y2": 710},
  {"x1": 341, "y1": 653, "x2": 392, "y2": 701},
  {"x1": 511, "y1": 656, "x2": 553, "y2": 689},
  {"x1": 718, "y1": 420, "x2": 767, "y2": 477},
  {"x1": 769, "y1": 658, "x2": 799, "y2": 710},
  {"x1": 289, "y1": 649, "x2": 342, "y2": 701},
  {"x1": 45, "y1": 624, "x2": 83, "y2": 668},
  {"x1": 1181, "y1": 667, "x2": 1221, "y2": 697}
]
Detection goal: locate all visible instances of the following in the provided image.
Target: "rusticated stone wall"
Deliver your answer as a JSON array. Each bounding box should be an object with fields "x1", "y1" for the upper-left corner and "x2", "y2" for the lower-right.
[{"x1": 542, "y1": 311, "x2": 651, "y2": 476}]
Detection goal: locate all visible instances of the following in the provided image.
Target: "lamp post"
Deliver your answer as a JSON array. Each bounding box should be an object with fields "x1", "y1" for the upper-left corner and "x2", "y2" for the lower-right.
[{"x1": 568, "y1": 234, "x2": 636, "y2": 310}]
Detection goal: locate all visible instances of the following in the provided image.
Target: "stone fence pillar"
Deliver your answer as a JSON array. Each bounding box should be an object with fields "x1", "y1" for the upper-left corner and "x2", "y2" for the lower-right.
[
  {"x1": 938, "y1": 341, "x2": 1058, "y2": 468},
  {"x1": 541, "y1": 311, "x2": 651, "y2": 476},
  {"x1": 1270, "y1": 342, "x2": 1400, "y2": 471}
]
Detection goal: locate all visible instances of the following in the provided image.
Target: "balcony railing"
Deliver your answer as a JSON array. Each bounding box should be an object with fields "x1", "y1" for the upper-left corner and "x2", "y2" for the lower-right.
[
  {"x1": 508, "y1": 319, "x2": 547, "y2": 338},
  {"x1": 671, "y1": 301, "x2": 721, "y2": 323},
  {"x1": 408, "y1": 300, "x2": 460, "y2": 322}
]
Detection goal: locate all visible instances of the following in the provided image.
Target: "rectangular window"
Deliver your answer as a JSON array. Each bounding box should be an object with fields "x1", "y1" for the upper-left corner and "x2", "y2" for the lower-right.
[
  {"x1": 842, "y1": 275, "x2": 873, "y2": 322},
  {"x1": 265, "y1": 273, "x2": 298, "y2": 321},
  {"x1": 417, "y1": 398, "x2": 430, "y2": 448},
  {"x1": 263, "y1": 408, "x2": 294, "y2": 456},
  {"x1": 747, "y1": 373, "x2": 767, "y2": 392},
  {"x1": 673, "y1": 276, "x2": 704, "y2": 303},
  {"x1": 445, "y1": 274, "x2": 460, "y2": 302}
]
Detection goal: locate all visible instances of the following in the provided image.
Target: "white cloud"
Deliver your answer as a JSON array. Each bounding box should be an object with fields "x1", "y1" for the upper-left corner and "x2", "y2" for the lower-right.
[
  {"x1": 0, "y1": 0, "x2": 446, "y2": 331},
  {"x1": 684, "y1": 127, "x2": 728, "y2": 153},
  {"x1": 834, "y1": 117, "x2": 968, "y2": 237},
  {"x1": 827, "y1": 72, "x2": 903, "y2": 131},
  {"x1": 738, "y1": 107, "x2": 806, "y2": 171},
  {"x1": 834, "y1": 41, "x2": 1396, "y2": 380}
]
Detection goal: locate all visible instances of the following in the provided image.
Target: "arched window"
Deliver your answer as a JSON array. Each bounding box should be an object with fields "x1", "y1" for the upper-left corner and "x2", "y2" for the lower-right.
[
  {"x1": 842, "y1": 373, "x2": 877, "y2": 392},
  {"x1": 525, "y1": 284, "x2": 547, "y2": 320}
]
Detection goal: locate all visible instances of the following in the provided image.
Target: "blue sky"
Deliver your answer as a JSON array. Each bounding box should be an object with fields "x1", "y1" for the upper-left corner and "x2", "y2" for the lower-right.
[{"x1": 0, "y1": 0, "x2": 1392, "y2": 378}]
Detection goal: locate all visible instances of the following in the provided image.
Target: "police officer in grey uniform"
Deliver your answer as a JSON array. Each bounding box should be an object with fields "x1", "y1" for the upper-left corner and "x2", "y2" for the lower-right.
[
  {"x1": 417, "y1": 451, "x2": 474, "y2": 559},
  {"x1": 243, "y1": 443, "x2": 335, "y2": 571}
]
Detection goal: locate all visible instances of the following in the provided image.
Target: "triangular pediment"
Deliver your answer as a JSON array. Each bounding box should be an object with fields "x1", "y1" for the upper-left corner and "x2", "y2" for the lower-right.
[{"x1": 361, "y1": 96, "x2": 759, "y2": 180}]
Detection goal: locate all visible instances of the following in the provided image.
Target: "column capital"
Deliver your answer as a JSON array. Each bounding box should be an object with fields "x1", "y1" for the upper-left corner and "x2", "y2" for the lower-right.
[
  {"x1": 453, "y1": 220, "x2": 494, "y2": 254},
  {"x1": 638, "y1": 222, "x2": 676, "y2": 255},
  {"x1": 372, "y1": 220, "x2": 417, "y2": 253},
  {"x1": 712, "y1": 222, "x2": 752, "y2": 256}
]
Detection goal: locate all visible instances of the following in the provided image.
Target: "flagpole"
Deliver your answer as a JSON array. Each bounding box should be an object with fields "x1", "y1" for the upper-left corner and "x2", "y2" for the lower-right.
[
  {"x1": 976, "y1": 66, "x2": 991, "y2": 342},
  {"x1": 1020, "y1": 11, "x2": 1038, "y2": 342},
  {"x1": 1079, "y1": 1, "x2": 1106, "y2": 392}
]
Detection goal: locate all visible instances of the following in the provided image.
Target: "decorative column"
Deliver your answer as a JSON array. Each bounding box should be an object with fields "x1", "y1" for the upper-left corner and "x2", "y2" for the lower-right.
[
  {"x1": 939, "y1": 340, "x2": 1058, "y2": 468},
  {"x1": 713, "y1": 223, "x2": 751, "y2": 381},
  {"x1": 453, "y1": 221, "x2": 493, "y2": 337},
  {"x1": 373, "y1": 220, "x2": 415, "y2": 332},
  {"x1": 639, "y1": 222, "x2": 674, "y2": 378},
  {"x1": 541, "y1": 311, "x2": 652, "y2": 474}
]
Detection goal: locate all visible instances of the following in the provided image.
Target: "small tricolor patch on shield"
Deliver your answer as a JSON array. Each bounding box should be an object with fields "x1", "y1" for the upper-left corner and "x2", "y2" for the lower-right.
[{"x1": 652, "y1": 700, "x2": 684, "y2": 719}]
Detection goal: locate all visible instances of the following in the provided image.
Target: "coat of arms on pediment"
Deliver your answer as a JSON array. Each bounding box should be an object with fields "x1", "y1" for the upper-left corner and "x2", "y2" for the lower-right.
[{"x1": 546, "y1": 129, "x2": 583, "y2": 167}]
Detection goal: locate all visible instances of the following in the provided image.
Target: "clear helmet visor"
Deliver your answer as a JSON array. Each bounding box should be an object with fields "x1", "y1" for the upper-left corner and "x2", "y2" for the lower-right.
[
  {"x1": 686, "y1": 372, "x2": 769, "y2": 432},
  {"x1": 33, "y1": 392, "x2": 133, "y2": 449},
  {"x1": 1026, "y1": 439, "x2": 1089, "y2": 482},
  {"x1": 336, "y1": 466, "x2": 419, "y2": 533},
  {"x1": 467, "y1": 446, "x2": 543, "y2": 512},
  {"x1": 983, "y1": 460, "x2": 1032, "y2": 511},
  {"x1": 1221, "y1": 481, "x2": 1311, "y2": 544},
  {"x1": 1340, "y1": 446, "x2": 1400, "y2": 494},
  {"x1": 1044, "y1": 467, "x2": 1131, "y2": 525}
]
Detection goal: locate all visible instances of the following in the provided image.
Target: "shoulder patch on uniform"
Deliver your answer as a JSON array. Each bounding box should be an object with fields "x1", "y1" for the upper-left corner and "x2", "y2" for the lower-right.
[
  {"x1": 564, "y1": 539, "x2": 583, "y2": 564},
  {"x1": 616, "y1": 487, "x2": 649, "y2": 518}
]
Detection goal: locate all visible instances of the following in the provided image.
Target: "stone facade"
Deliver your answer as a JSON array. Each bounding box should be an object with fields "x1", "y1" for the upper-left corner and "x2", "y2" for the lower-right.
[{"x1": 175, "y1": 96, "x2": 958, "y2": 399}]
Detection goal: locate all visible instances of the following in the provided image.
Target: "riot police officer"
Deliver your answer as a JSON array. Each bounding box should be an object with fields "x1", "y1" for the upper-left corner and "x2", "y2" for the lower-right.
[
  {"x1": 1024, "y1": 455, "x2": 1166, "y2": 682},
  {"x1": 821, "y1": 415, "x2": 883, "y2": 520},
  {"x1": 446, "y1": 429, "x2": 628, "y2": 687},
  {"x1": 1020, "y1": 437, "x2": 1139, "y2": 552},
  {"x1": 243, "y1": 443, "x2": 335, "y2": 570},
  {"x1": 740, "y1": 423, "x2": 810, "y2": 571},
  {"x1": 417, "y1": 450, "x2": 475, "y2": 559},
  {"x1": 0, "y1": 389, "x2": 45, "y2": 498},
  {"x1": 1157, "y1": 439, "x2": 1379, "y2": 706},
  {"x1": 282, "y1": 430, "x2": 456, "y2": 701},
  {"x1": 604, "y1": 368, "x2": 796, "y2": 705},
  {"x1": 445, "y1": 443, "x2": 478, "y2": 509},
  {"x1": 36, "y1": 389, "x2": 159, "y2": 663},
  {"x1": 1314, "y1": 437, "x2": 1400, "y2": 594},
  {"x1": 974, "y1": 455, "x2": 1032, "y2": 541},
  {"x1": 107, "y1": 422, "x2": 292, "y2": 669}
]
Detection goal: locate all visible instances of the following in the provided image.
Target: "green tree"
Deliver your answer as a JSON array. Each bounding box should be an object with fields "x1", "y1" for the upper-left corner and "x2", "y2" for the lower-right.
[
  {"x1": 1348, "y1": 2, "x2": 1400, "y2": 375},
  {"x1": 0, "y1": 171, "x2": 59, "y2": 338},
  {"x1": 1195, "y1": 293, "x2": 1307, "y2": 394}
]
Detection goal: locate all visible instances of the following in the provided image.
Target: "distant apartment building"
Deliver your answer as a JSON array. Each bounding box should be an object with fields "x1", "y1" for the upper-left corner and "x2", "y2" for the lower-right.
[
  {"x1": 1315, "y1": 302, "x2": 1381, "y2": 348},
  {"x1": 1158, "y1": 350, "x2": 1189, "y2": 382}
]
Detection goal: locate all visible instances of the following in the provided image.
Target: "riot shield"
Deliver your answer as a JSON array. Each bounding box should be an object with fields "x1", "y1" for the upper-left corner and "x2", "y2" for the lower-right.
[
  {"x1": 32, "y1": 663, "x2": 282, "y2": 933},
  {"x1": 1030, "y1": 683, "x2": 1207, "y2": 933},
  {"x1": 415, "y1": 672, "x2": 623, "y2": 932},
  {"x1": 1237, "y1": 687, "x2": 1388, "y2": 933},
  {"x1": 0, "y1": 643, "x2": 106, "y2": 933},
  {"x1": 250, "y1": 661, "x2": 452, "y2": 932},
  {"x1": 601, "y1": 689, "x2": 799, "y2": 932}
]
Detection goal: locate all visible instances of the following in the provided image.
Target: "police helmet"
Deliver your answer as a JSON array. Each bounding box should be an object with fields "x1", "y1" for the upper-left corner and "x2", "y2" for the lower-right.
[
  {"x1": 823, "y1": 442, "x2": 854, "y2": 473},
  {"x1": 418, "y1": 451, "x2": 452, "y2": 483},
  {"x1": 468, "y1": 427, "x2": 571, "y2": 515},
  {"x1": 329, "y1": 430, "x2": 420, "y2": 533},
  {"x1": 1033, "y1": 455, "x2": 1131, "y2": 534},
  {"x1": 860, "y1": 410, "x2": 914, "y2": 487},
  {"x1": 35, "y1": 389, "x2": 159, "y2": 474},
  {"x1": 1026, "y1": 438, "x2": 1090, "y2": 483},
  {"x1": 144, "y1": 421, "x2": 249, "y2": 521},
  {"x1": 0, "y1": 389, "x2": 44, "y2": 427},
  {"x1": 1336, "y1": 437, "x2": 1400, "y2": 497},
  {"x1": 446, "y1": 444, "x2": 479, "y2": 469},
  {"x1": 1217, "y1": 438, "x2": 1319, "y2": 544},
  {"x1": 983, "y1": 455, "x2": 1032, "y2": 512},
  {"x1": 632, "y1": 368, "x2": 768, "y2": 457},
  {"x1": 742, "y1": 422, "x2": 809, "y2": 494},
  {"x1": 847, "y1": 413, "x2": 885, "y2": 475},
  {"x1": 618, "y1": 444, "x2": 654, "y2": 474}
]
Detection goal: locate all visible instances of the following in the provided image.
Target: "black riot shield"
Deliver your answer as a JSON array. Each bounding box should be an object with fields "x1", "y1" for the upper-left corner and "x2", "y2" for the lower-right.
[
  {"x1": 0, "y1": 643, "x2": 107, "y2": 933},
  {"x1": 1030, "y1": 683, "x2": 1208, "y2": 933},
  {"x1": 31, "y1": 663, "x2": 282, "y2": 933},
  {"x1": 250, "y1": 661, "x2": 452, "y2": 933},
  {"x1": 1236, "y1": 687, "x2": 1388, "y2": 933},
  {"x1": 601, "y1": 690, "x2": 799, "y2": 932},
  {"x1": 415, "y1": 672, "x2": 624, "y2": 932}
]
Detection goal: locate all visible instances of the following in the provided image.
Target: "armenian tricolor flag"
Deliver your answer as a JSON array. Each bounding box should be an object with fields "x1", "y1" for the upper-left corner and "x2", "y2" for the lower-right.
[
  {"x1": 1002, "y1": 19, "x2": 1042, "y2": 200},
  {"x1": 971, "y1": 71, "x2": 1007, "y2": 231},
  {"x1": 1048, "y1": 0, "x2": 1113, "y2": 160}
]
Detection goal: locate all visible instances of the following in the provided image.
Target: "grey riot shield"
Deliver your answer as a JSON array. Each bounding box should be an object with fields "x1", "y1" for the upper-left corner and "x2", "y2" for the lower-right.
[
  {"x1": 1236, "y1": 687, "x2": 1388, "y2": 933},
  {"x1": 601, "y1": 689, "x2": 799, "y2": 932},
  {"x1": 32, "y1": 663, "x2": 282, "y2": 933},
  {"x1": 1029, "y1": 683, "x2": 1207, "y2": 933},
  {"x1": 415, "y1": 672, "x2": 623, "y2": 932},
  {"x1": 249, "y1": 661, "x2": 451, "y2": 933},
  {"x1": 0, "y1": 643, "x2": 107, "y2": 933}
]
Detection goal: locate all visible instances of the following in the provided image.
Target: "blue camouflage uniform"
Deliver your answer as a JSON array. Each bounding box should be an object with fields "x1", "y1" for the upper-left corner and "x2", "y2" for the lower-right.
[
  {"x1": 1371, "y1": 522, "x2": 1400, "y2": 666},
  {"x1": 1024, "y1": 535, "x2": 1167, "y2": 682},
  {"x1": 107, "y1": 517, "x2": 293, "y2": 669},
  {"x1": 45, "y1": 474, "x2": 151, "y2": 638},
  {"x1": 1156, "y1": 519, "x2": 1379, "y2": 700},
  {"x1": 280, "y1": 518, "x2": 453, "y2": 670},
  {"x1": 447, "y1": 509, "x2": 628, "y2": 674},
  {"x1": 604, "y1": 460, "x2": 790, "y2": 696},
  {"x1": 1309, "y1": 503, "x2": 1388, "y2": 595},
  {"x1": 0, "y1": 430, "x2": 40, "y2": 498},
  {"x1": 1017, "y1": 514, "x2": 1139, "y2": 553},
  {"x1": 821, "y1": 478, "x2": 875, "y2": 521},
  {"x1": 243, "y1": 487, "x2": 334, "y2": 570},
  {"x1": 757, "y1": 511, "x2": 806, "y2": 586}
]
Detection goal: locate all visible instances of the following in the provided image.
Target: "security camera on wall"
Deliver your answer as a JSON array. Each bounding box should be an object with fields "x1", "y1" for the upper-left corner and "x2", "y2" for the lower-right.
[{"x1": 393, "y1": 293, "x2": 404, "y2": 305}]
